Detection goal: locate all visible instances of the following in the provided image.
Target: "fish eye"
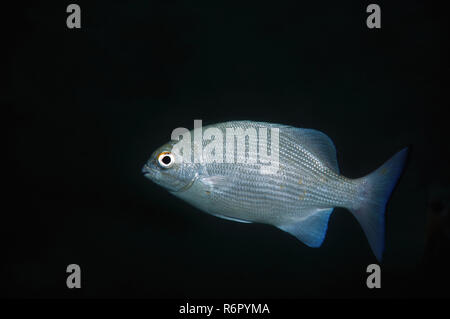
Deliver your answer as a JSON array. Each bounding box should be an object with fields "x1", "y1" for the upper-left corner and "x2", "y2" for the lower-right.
[{"x1": 157, "y1": 152, "x2": 175, "y2": 168}]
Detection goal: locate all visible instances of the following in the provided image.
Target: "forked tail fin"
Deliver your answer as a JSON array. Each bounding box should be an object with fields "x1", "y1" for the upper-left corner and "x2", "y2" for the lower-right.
[{"x1": 350, "y1": 147, "x2": 408, "y2": 262}]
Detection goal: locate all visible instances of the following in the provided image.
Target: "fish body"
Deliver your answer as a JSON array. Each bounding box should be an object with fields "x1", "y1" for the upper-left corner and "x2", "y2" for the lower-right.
[{"x1": 143, "y1": 121, "x2": 408, "y2": 261}]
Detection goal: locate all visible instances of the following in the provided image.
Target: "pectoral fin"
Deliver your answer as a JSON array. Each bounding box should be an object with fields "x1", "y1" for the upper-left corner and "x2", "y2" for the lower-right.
[
  {"x1": 197, "y1": 175, "x2": 234, "y2": 193},
  {"x1": 197, "y1": 175, "x2": 251, "y2": 223}
]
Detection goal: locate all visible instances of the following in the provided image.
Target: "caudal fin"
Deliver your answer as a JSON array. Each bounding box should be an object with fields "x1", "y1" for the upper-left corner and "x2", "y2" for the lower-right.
[{"x1": 350, "y1": 147, "x2": 408, "y2": 262}]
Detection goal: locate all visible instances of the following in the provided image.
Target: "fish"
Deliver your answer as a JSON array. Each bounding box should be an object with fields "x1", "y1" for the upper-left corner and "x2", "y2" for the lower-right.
[{"x1": 142, "y1": 120, "x2": 408, "y2": 261}]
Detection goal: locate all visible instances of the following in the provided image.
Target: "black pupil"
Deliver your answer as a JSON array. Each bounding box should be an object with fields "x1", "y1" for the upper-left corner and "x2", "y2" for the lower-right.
[{"x1": 162, "y1": 155, "x2": 171, "y2": 165}]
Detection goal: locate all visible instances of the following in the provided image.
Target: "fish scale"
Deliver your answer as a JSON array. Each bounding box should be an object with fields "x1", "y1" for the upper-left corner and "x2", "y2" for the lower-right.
[
  {"x1": 198, "y1": 122, "x2": 357, "y2": 218},
  {"x1": 143, "y1": 120, "x2": 408, "y2": 261}
]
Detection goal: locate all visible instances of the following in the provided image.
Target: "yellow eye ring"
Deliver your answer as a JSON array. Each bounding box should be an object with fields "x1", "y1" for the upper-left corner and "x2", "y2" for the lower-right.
[{"x1": 157, "y1": 152, "x2": 175, "y2": 168}]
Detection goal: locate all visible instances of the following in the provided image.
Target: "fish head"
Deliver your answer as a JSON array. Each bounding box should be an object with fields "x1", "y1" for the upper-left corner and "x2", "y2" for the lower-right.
[{"x1": 142, "y1": 140, "x2": 198, "y2": 193}]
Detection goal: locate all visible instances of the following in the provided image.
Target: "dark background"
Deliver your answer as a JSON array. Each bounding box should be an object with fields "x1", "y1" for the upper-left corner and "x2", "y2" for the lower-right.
[{"x1": 6, "y1": 0, "x2": 449, "y2": 298}]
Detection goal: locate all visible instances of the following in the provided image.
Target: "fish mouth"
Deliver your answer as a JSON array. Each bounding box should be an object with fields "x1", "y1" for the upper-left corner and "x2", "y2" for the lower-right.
[
  {"x1": 142, "y1": 164, "x2": 153, "y2": 178},
  {"x1": 141, "y1": 163, "x2": 197, "y2": 193}
]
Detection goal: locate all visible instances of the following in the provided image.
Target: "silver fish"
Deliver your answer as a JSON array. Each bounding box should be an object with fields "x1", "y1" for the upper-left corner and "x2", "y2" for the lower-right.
[{"x1": 142, "y1": 121, "x2": 408, "y2": 261}]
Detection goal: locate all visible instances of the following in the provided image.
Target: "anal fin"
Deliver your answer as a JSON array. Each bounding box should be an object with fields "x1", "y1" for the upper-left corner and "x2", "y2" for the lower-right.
[{"x1": 277, "y1": 208, "x2": 334, "y2": 247}]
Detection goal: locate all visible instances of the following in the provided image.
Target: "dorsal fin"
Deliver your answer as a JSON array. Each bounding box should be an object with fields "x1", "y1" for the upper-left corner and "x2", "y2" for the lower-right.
[{"x1": 284, "y1": 127, "x2": 339, "y2": 173}]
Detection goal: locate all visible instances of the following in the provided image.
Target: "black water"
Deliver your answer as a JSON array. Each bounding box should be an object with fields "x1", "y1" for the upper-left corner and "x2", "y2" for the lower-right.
[{"x1": 6, "y1": 1, "x2": 449, "y2": 298}]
